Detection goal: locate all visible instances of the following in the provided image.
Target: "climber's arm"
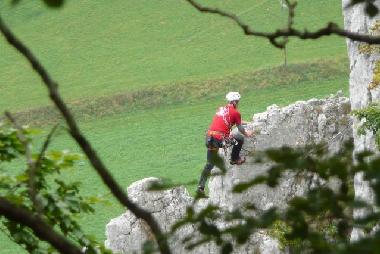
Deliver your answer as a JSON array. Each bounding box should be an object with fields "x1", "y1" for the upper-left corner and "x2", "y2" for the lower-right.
[{"x1": 237, "y1": 124, "x2": 253, "y2": 138}]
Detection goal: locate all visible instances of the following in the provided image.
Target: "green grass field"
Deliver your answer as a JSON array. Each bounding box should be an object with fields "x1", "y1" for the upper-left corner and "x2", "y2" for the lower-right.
[
  {"x1": 1, "y1": 0, "x2": 346, "y2": 111},
  {"x1": 0, "y1": 0, "x2": 350, "y2": 253},
  {"x1": 0, "y1": 74, "x2": 349, "y2": 254}
]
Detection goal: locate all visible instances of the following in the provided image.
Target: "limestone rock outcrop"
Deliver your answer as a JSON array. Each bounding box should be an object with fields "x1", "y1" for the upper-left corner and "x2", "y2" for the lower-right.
[
  {"x1": 105, "y1": 177, "x2": 194, "y2": 253},
  {"x1": 105, "y1": 177, "x2": 283, "y2": 254},
  {"x1": 105, "y1": 93, "x2": 352, "y2": 253},
  {"x1": 343, "y1": 0, "x2": 380, "y2": 240},
  {"x1": 209, "y1": 93, "x2": 352, "y2": 212}
]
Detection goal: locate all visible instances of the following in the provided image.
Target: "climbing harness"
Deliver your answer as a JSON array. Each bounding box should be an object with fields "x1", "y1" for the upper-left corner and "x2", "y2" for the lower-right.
[
  {"x1": 222, "y1": 136, "x2": 238, "y2": 157},
  {"x1": 207, "y1": 130, "x2": 225, "y2": 138},
  {"x1": 206, "y1": 130, "x2": 224, "y2": 152},
  {"x1": 206, "y1": 129, "x2": 238, "y2": 156}
]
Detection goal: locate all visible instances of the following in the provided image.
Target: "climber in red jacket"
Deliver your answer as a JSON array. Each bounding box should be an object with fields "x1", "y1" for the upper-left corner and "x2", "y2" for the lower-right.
[{"x1": 197, "y1": 92, "x2": 254, "y2": 195}]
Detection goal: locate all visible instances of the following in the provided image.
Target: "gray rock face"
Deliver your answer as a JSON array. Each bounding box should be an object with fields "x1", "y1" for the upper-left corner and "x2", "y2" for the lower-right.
[
  {"x1": 105, "y1": 94, "x2": 352, "y2": 253},
  {"x1": 105, "y1": 177, "x2": 194, "y2": 253},
  {"x1": 342, "y1": 0, "x2": 380, "y2": 241},
  {"x1": 105, "y1": 178, "x2": 283, "y2": 254},
  {"x1": 209, "y1": 93, "x2": 352, "y2": 213}
]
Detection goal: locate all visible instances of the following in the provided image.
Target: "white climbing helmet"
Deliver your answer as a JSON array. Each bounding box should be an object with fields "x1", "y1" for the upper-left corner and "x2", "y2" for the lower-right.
[{"x1": 226, "y1": 91, "x2": 241, "y2": 102}]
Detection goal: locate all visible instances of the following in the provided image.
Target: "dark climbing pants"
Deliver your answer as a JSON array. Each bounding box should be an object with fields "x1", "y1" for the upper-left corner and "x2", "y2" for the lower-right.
[
  {"x1": 198, "y1": 134, "x2": 244, "y2": 189},
  {"x1": 231, "y1": 134, "x2": 244, "y2": 162}
]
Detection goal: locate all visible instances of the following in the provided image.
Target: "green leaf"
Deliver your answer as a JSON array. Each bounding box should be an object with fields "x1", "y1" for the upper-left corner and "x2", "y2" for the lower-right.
[
  {"x1": 221, "y1": 242, "x2": 233, "y2": 254},
  {"x1": 365, "y1": 3, "x2": 379, "y2": 17},
  {"x1": 42, "y1": 0, "x2": 65, "y2": 8},
  {"x1": 11, "y1": 0, "x2": 22, "y2": 6}
]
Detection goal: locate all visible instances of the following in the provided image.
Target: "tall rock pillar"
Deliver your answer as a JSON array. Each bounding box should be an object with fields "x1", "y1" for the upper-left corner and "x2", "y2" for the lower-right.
[{"x1": 342, "y1": 0, "x2": 380, "y2": 240}]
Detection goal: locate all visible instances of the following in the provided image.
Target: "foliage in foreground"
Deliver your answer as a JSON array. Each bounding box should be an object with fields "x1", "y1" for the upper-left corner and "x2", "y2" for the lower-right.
[
  {"x1": 353, "y1": 103, "x2": 380, "y2": 148},
  {"x1": 3, "y1": 124, "x2": 380, "y2": 253},
  {"x1": 164, "y1": 140, "x2": 380, "y2": 254},
  {"x1": 0, "y1": 123, "x2": 108, "y2": 253}
]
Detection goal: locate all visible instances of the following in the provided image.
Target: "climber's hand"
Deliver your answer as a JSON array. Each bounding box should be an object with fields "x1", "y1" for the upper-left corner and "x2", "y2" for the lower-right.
[{"x1": 245, "y1": 130, "x2": 254, "y2": 138}]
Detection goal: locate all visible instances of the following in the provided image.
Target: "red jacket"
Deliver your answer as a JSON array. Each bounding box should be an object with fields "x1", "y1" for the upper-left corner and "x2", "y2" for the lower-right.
[{"x1": 208, "y1": 104, "x2": 241, "y2": 140}]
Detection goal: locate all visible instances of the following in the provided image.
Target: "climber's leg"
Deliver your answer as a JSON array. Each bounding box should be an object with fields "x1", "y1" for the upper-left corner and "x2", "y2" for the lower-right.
[
  {"x1": 197, "y1": 136, "x2": 223, "y2": 193},
  {"x1": 230, "y1": 132, "x2": 245, "y2": 165},
  {"x1": 198, "y1": 159, "x2": 214, "y2": 191}
]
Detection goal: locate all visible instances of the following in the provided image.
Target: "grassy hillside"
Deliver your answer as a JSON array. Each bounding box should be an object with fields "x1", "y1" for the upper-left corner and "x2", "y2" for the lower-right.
[
  {"x1": 0, "y1": 72, "x2": 349, "y2": 254},
  {"x1": 0, "y1": 0, "x2": 346, "y2": 112},
  {"x1": 11, "y1": 58, "x2": 348, "y2": 125}
]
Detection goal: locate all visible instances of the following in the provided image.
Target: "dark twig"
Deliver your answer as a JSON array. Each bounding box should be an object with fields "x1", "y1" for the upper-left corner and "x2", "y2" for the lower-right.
[
  {"x1": 0, "y1": 15, "x2": 171, "y2": 254},
  {"x1": 0, "y1": 197, "x2": 82, "y2": 254},
  {"x1": 284, "y1": 0, "x2": 296, "y2": 30},
  {"x1": 4, "y1": 111, "x2": 43, "y2": 215},
  {"x1": 185, "y1": 0, "x2": 380, "y2": 48},
  {"x1": 35, "y1": 124, "x2": 59, "y2": 170},
  {"x1": 5, "y1": 115, "x2": 59, "y2": 216}
]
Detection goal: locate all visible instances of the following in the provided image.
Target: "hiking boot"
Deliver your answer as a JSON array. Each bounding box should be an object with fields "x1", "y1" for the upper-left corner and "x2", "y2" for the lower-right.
[{"x1": 230, "y1": 157, "x2": 246, "y2": 165}]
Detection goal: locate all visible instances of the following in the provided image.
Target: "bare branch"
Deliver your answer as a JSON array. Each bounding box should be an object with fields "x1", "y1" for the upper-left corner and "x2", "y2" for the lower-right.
[
  {"x1": 35, "y1": 124, "x2": 59, "y2": 170},
  {"x1": 185, "y1": 0, "x2": 380, "y2": 48},
  {"x1": 0, "y1": 197, "x2": 82, "y2": 254},
  {"x1": 5, "y1": 111, "x2": 43, "y2": 215},
  {"x1": 284, "y1": 0, "x2": 296, "y2": 30},
  {"x1": 0, "y1": 15, "x2": 171, "y2": 254}
]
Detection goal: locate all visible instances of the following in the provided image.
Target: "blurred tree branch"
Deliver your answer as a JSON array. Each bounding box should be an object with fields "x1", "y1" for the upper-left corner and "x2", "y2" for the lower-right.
[
  {"x1": 185, "y1": 0, "x2": 380, "y2": 48},
  {"x1": 0, "y1": 13, "x2": 171, "y2": 254},
  {"x1": 0, "y1": 197, "x2": 82, "y2": 254},
  {"x1": 4, "y1": 111, "x2": 44, "y2": 215}
]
